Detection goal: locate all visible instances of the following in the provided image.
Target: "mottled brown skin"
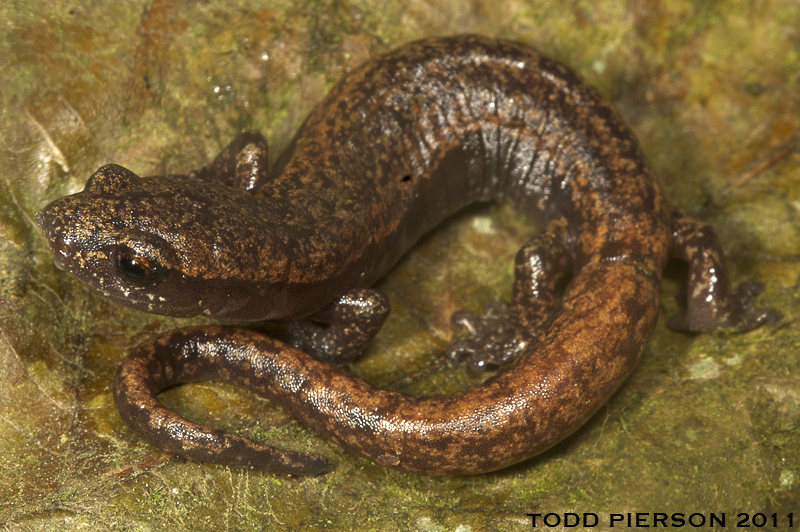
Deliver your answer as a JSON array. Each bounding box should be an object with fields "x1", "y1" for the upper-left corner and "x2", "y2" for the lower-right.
[{"x1": 37, "y1": 36, "x2": 774, "y2": 475}]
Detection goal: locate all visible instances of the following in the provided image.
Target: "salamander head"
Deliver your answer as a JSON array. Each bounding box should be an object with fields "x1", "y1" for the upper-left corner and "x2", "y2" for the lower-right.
[{"x1": 36, "y1": 164, "x2": 286, "y2": 320}]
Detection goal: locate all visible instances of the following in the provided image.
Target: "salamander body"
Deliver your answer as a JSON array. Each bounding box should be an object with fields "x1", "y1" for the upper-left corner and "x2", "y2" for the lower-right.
[{"x1": 37, "y1": 36, "x2": 773, "y2": 475}]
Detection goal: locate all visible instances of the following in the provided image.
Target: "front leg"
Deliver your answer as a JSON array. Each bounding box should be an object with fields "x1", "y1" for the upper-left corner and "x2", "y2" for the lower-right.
[
  {"x1": 667, "y1": 210, "x2": 777, "y2": 332},
  {"x1": 189, "y1": 131, "x2": 272, "y2": 191},
  {"x1": 284, "y1": 288, "x2": 391, "y2": 364}
]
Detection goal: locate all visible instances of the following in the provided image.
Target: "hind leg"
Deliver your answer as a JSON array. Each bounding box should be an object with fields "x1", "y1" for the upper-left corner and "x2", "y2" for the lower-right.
[
  {"x1": 447, "y1": 218, "x2": 571, "y2": 370},
  {"x1": 667, "y1": 210, "x2": 777, "y2": 332}
]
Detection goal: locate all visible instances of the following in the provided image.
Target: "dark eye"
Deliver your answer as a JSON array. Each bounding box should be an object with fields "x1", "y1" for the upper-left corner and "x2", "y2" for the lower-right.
[{"x1": 114, "y1": 246, "x2": 167, "y2": 285}]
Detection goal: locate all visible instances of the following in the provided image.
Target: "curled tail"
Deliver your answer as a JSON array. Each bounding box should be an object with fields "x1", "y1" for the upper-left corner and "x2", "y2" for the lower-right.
[{"x1": 114, "y1": 261, "x2": 660, "y2": 475}]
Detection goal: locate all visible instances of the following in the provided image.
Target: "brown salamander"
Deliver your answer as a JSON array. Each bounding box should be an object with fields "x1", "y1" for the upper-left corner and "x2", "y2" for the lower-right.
[{"x1": 37, "y1": 35, "x2": 774, "y2": 476}]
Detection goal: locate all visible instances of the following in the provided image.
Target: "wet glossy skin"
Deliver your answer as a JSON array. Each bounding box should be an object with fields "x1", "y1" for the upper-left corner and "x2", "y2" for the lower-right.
[{"x1": 37, "y1": 36, "x2": 774, "y2": 475}]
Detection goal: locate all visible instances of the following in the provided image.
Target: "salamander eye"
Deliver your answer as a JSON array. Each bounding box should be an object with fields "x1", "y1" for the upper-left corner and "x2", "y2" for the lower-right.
[{"x1": 113, "y1": 246, "x2": 167, "y2": 285}]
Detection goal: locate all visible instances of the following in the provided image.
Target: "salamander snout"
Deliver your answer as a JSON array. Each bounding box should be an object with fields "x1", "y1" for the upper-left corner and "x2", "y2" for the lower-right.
[{"x1": 36, "y1": 196, "x2": 93, "y2": 275}]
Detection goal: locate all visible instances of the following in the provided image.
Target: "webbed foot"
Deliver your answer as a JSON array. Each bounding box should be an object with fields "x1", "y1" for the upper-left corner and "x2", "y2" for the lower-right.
[
  {"x1": 669, "y1": 211, "x2": 778, "y2": 333},
  {"x1": 668, "y1": 279, "x2": 779, "y2": 333},
  {"x1": 446, "y1": 302, "x2": 531, "y2": 371},
  {"x1": 446, "y1": 220, "x2": 572, "y2": 370}
]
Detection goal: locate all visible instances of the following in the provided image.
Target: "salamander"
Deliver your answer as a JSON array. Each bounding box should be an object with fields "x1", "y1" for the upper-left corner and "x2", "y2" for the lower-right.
[{"x1": 36, "y1": 35, "x2": 774, "y2": 476}]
